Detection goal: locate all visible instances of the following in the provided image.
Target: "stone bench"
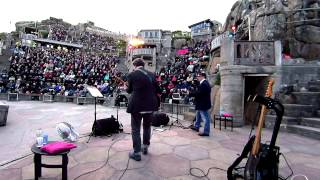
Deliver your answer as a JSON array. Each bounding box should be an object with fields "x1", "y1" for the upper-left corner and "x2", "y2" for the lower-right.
[
  {"x1": 43, "y1": 95, "x2": 54, "y2": 103},
  {"x1": 8, "y1": 93, "x2": 19, "y2": 101}
]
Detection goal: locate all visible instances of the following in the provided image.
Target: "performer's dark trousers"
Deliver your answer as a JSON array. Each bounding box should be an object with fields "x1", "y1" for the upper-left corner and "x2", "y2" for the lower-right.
[{"x1": 131, "y1": 112, "x2": 152, "y2": 153}]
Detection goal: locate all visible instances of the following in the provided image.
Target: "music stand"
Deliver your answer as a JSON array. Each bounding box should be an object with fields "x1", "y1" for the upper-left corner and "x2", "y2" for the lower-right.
[
  {"x1": 86, "y1": 86, "x2": 103, "y2": 143},
  {"x1": 169, "y1": 93, "x2": 184, "y2": 129}
]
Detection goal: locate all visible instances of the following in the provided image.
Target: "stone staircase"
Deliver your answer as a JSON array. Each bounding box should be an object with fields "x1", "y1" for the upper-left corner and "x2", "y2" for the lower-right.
[{"x1": 266, "y1": 90, "x2": 320, "y2": 140}]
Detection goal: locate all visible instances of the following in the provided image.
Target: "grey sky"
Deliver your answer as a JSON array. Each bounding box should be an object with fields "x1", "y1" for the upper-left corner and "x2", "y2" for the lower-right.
[{"x1": 0, "y1": 0, "x2": 238, "y2": 35}]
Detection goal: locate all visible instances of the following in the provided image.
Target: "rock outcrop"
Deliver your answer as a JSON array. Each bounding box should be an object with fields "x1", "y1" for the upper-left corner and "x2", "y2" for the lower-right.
[{"x1": 223, "y1": 0, "x2": 320, "y2": 60}]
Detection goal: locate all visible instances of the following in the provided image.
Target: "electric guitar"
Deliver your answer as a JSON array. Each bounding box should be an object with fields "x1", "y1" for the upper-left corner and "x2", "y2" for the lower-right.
[
  {"x1": 251, "y1": 79, "x2": 274, "y2": 156},
  {"x1": 245, "y1": 79, "x2": 276, "y2": 180},
  {"x1": 113, "y1": 76, "x2": 127, "y2": 86},
  {"x1": 228, "y1": 79, "x2": 284, "y2": 180},
  {"x1": 114, "y1": 74, "x2": 162, "y2": 107}
]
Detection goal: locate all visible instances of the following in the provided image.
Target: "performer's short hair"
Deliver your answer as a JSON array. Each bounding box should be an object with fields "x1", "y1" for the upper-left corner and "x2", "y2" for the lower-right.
[
  {"x1": 132, "y1": 58, "x2": 145, "y2": 67},
  {"x1": 196, "y1": 71, "x2": 207, "y2": 78}
]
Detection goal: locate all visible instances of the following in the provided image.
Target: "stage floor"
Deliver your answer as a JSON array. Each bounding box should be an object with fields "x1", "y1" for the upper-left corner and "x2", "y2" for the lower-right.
[{"x1": 0, "y1": 101, "x2": 319, "y2": 179}]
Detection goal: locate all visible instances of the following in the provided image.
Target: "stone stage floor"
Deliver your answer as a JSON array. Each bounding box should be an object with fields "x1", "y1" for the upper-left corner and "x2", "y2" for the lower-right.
[{"x1": 0, "y1": 101, "x2": 319, "y2": 179}]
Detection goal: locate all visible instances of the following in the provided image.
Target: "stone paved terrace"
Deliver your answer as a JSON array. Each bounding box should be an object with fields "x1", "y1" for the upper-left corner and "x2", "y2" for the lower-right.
[{"x1": 0, "y1": 101, "x2": 319, "y2": 180}]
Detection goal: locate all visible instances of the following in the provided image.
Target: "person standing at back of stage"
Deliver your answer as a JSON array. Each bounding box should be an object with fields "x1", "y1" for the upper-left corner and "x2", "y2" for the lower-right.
[
  {"x1": 189, "y1": 71, "x2": 212, "y2": 136},
  {"x1": 124, "y1": 58, "x2": 160, "y2": 161}
]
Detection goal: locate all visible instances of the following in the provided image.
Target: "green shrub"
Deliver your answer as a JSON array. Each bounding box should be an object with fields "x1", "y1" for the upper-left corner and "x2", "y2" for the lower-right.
[{"x1": 215, "y1": 73, "x2": 221, "y2": 85}]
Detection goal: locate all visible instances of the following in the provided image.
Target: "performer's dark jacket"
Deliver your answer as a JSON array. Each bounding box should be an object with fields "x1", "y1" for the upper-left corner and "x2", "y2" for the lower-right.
[
  {"x1": 126, "y1": 68, "x2": 160, "y2": 113},
  {"x1": 189, "y1": 79, "x2": 211, "y2": 111}
]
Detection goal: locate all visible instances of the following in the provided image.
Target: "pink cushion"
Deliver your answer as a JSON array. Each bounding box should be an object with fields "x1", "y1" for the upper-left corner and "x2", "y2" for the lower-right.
[
  {"x1": 41, "y1": 141, "x2": 77, "y2": 154},
  {"x1": 222, "y1": 113, "x2": 233, "y2": 117}
]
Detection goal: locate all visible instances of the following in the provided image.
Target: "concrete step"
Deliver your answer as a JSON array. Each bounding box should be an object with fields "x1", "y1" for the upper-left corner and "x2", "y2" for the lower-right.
[
  {"x1": 183, "y1": 112, "x2": 195, "y2": 122},
  {"x1": 291, "y1": 92, "x2": 320, "y2": 106},
  {"x1": 301, "y1": 117, "x2": 320, "y2": 128},
  {"x1": 286, "y1": 125, "x2": 320, "y2": 140},
  {"x1": 265, "y1": 115, "x2": 300, "y2": 124},
  {"x1": 307, "y1": 80, "x2": 320, "y2": 92},
  {"x1": 282, "y1": 104, "x2": 315, "y2": 117},
  {"x1": 265, "y1": 115, "x2": 298, "y2": 128}
]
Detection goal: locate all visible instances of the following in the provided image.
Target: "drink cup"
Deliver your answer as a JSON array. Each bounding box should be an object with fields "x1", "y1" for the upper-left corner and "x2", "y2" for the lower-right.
[
  {"x1": 36, "y1": 137, "x2": 43, "y2": 147},
  {"x1": 42, "y1": 133, "x2": 48, "y2": 144}
]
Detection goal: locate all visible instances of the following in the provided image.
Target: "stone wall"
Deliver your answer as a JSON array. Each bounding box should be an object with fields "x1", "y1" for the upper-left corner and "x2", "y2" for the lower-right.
[{"x1": 280, "y1": 64, "x2": 320, "y2": 88}]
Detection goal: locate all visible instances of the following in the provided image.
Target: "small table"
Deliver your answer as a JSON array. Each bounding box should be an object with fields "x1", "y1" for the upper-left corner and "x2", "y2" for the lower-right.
[{"x1": 31, "y1": 142, "x2": 69, "y2": 180}]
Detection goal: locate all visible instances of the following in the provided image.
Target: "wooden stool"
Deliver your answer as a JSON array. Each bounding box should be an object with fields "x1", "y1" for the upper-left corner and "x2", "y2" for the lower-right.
[{"x1": 31, "y1": 142, "x2": 69, "y2": 180}]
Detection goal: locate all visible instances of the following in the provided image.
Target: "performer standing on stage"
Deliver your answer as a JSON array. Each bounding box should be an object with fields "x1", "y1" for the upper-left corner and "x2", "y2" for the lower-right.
[
  {"x1": 189, "y1": 71, "x2": 212, "y2": 136},
  {"x1": 124, "y1": 58, "x2": 160, "y2": 161}
]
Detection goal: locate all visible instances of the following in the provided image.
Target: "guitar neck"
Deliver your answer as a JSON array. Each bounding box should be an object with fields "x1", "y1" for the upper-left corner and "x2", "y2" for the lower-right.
[
  {"x1": 114, "y1": 76, "x2": 126, "y2": 84},
  {"x1": 252, "y1": 105, "x2": 268, "y2": 156}
]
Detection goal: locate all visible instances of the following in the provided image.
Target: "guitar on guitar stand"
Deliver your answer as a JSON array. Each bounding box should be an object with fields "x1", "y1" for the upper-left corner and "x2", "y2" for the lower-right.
[{"x1": 227, "y1": 79, "x2": 285, "y2": 180}]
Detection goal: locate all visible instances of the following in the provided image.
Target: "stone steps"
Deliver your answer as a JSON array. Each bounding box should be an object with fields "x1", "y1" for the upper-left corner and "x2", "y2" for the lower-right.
[
  {"x1": 307, "y1": 80, "x2": 320, "y2": 92},
  {"x1": 286, "y1": 125, "x2": 320, "y2": 140},
  {"x1": 282, "y1": 104, "x2": 315, "y2": 117},
  {"x1": 301, "y1": 117, "x2": 320, "y2": 129},
  {"x1": 291, "y1": 92, "x2": 320, "y2": 106},
  {"x1": 265, "y1": 115, "x2": 298, "y2": 126}
]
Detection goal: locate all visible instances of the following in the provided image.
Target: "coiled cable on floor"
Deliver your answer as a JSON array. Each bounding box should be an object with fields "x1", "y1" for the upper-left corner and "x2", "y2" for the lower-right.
[{"x1": 189, "y1": 166, "x2": 227, "y2": 180}]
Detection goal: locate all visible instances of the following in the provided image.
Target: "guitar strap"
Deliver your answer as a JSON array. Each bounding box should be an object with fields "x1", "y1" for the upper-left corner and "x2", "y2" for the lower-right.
[{"x1": 136, "y1": 68, "x2": 153, "y2": 83}]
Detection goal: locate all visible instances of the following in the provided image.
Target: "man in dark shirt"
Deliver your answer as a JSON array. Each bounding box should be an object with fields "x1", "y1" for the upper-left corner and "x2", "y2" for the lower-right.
[
  {"x1": 189, "y1": 72, "x2": 212, "y2": 136},
  {"x1": 125, "y1": 58, "x2": 160, "y2": 161}
]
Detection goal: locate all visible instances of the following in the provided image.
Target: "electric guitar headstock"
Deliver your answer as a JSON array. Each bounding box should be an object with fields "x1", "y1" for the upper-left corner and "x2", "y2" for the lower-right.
[{"x1": 265, "y1": 79, "x2": 274, "y2": 98}]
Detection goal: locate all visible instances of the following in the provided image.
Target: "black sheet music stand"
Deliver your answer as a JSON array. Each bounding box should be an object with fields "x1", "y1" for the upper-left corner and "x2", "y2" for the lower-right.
[
  {"x1": 86, "y1": 86, "x2": 103, "y2": 143},
  {"x1": 169, "y1": 93, "x2": 184, "y2": 129}
]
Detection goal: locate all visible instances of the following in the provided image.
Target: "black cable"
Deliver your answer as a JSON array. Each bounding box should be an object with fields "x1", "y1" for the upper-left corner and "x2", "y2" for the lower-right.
[
  {"x1": 189, "y1": 166, "x2": 227, "y2": 180},
  {"x1": 0, "y1": 153, "x2": 33, "y2": 167},
  {"x1": 73, "y1": 134, "x2": 124, "y2": 180},
  {"x1": 118, "y1": 156, "x2": 130, "y2": 180},
  {"x1": 280, "y1": 153, "x2": 294, "y2": 180}
]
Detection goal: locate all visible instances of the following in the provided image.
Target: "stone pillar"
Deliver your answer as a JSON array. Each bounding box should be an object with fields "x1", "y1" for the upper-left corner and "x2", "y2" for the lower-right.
[
  {"x1": 220, "y1": 38, "x2": 244, "y2": 126},
  {"x1": 273, "y1": 41, "x2": 283, "y2": 93},
  {"x1": 0, "y1": 41, "x2": 3, "y2": 56},
  {"x1": 220, "y1": 38, "x2": 234, "y2": 66},
  {"x1": 274, "y1": 40, "x2": 282, "y2": 66},
  {"x1": 220, "y1": 67, "x2": 244, "y2": 126}
]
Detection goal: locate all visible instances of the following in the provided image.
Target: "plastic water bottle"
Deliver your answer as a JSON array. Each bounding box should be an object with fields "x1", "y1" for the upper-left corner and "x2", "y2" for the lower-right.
[
  {"x1": 42, "y1": 132, "x2": 48, "y2": 144},
  {"x1": 36, "y1": 128, "x2": 43, "y2": 147},
  {"x1": 36, "y1": 128, "x2": 42, "y2": 137}
]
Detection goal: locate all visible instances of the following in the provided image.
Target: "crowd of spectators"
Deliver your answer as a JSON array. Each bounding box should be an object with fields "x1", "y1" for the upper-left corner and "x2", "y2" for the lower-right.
[
  {"x1": 0, "y1": 19, "x2": 127, "y2": 99},
  {"x1": 1, "y1": 45, "x2": 123, "y2": 97},
  {"x1": 48, "y1": 23, "x2": 118, "y2": 54},
  {"x1": 156, "y1": 40, "x2": 211, "y2": 105},
  {"x1": 49, "y1": 24, "x2": 68, "y2": 42},
  {"x1": 75, "y1": 32, "x2": 117, "y2": 53}
]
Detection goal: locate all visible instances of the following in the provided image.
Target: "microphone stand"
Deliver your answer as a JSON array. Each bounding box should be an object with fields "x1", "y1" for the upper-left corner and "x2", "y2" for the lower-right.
[{"x1": 87, "y1": 96, "x2": 97, "y2": 143}]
